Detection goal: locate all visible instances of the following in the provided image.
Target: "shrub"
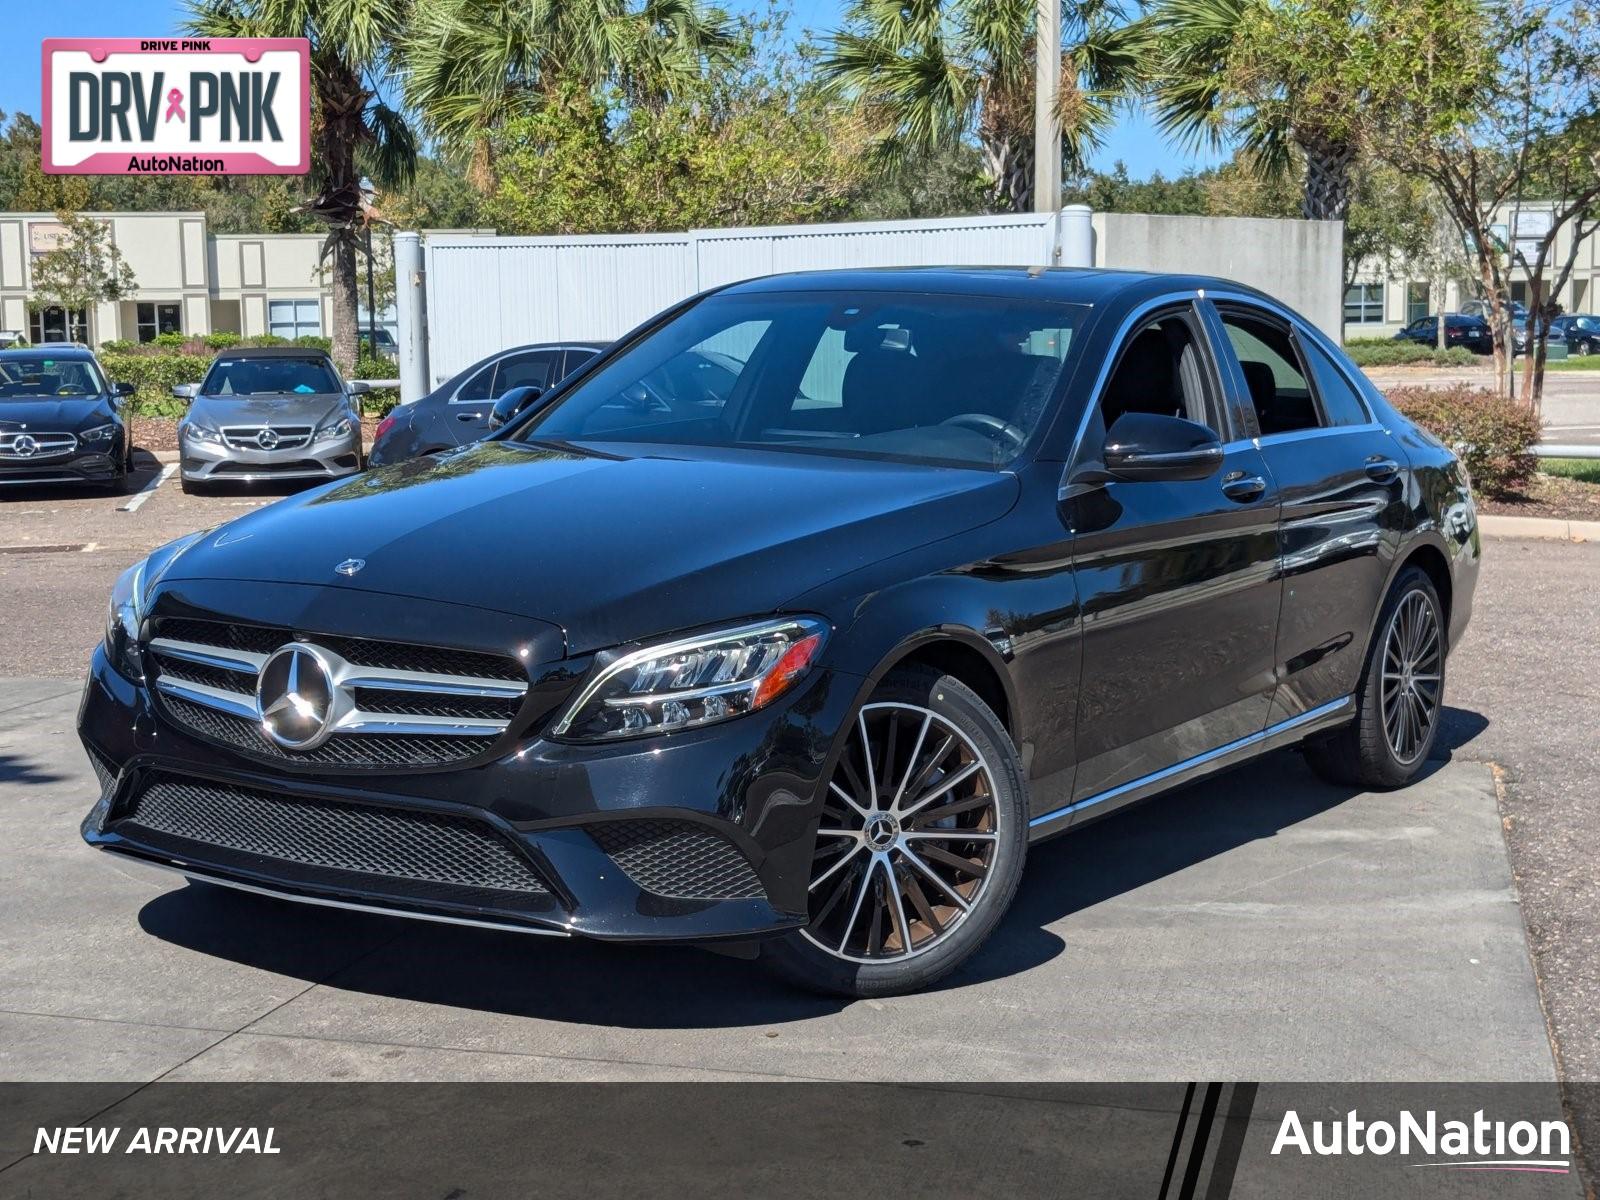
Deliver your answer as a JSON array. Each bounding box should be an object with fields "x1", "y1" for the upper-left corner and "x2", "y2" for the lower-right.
[
  {"x1": 151, "y1": 331, "x2": 187, "y2": 349},
  {"x1": 99, "y1": 349, "x2": 212, "y2": 414},
  {"x1": 1386, "y1": 384, "x2": 1542, "y2": 497},
  {"x1": 203, "y1": 331, "x2": 241, "y2": 350},
  {"x1": 351, "y1": 352, "x2": 398, "y2": 411},
  {"x1": 100, "y1": 338, "x2": 135, "y2": 353},
  {"x1": 293, "y1": 334, "x2": 333, "y2": 351},
  {"x1": 240, "y1": 334, "x2": 288, "y2": 347},
  {"x1": 1343, "y1": 340, "x2": 1477, "y2": 368}
]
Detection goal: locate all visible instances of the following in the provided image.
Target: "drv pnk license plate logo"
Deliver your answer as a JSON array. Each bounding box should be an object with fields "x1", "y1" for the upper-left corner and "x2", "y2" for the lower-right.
[{"x1": 42, "y1": 38, "x2": 309, "y2": 175}]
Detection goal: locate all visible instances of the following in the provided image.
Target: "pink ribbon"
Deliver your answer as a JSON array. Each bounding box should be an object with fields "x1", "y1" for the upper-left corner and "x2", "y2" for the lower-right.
[{"x1": 164, "y1": 88, "x2": 185, "y2": 123}]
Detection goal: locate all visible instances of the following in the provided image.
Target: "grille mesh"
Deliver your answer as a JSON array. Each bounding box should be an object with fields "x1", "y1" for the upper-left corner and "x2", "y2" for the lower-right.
[
  {"x1": 587, "y1": 819, "x2": 765, "y2": 901},
  {"x1": 120, "y1": 772, "x2": 549, "y2": 898},
  {"x1": 161, "y1": 695, "x2": 486, "y2": 769},
  {"x1": 86, "y1": 749, "x2": 118, "y2": 798}
]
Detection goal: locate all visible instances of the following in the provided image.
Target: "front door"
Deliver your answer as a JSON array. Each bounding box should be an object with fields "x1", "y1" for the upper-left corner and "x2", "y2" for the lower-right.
[
  {"x1": 1064, "y1": 301, "x2": 1283, "y2": 804},
  {"x1": 448, "y1": 349, "x2": 564, "y2": 445}
]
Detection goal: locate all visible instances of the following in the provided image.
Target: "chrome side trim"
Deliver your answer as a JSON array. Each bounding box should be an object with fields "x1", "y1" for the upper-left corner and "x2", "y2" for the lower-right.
[
  {"x1": 1028, "y1": 695, "x2": 1355, "y2": 836},
  {"x1": 100, "y1": 850, "x2": 572, "y2": 937}
]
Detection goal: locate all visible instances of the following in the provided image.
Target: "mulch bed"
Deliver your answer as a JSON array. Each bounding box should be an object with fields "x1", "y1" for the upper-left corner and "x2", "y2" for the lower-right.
[{"x1": 1478, "y1": 473, "x2": 1600, "y2": 521}]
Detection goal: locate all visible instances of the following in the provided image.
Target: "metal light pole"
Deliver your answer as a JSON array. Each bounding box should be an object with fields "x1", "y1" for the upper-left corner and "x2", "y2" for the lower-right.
[{"x1": 1033, "y1": 0, "x2": 1062, "y2": 215}]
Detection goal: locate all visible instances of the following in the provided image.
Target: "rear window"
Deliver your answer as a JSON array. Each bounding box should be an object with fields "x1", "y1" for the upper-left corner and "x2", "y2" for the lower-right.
[{"x1": 202, "y1": 356, "x2": 339, "y2": 396}]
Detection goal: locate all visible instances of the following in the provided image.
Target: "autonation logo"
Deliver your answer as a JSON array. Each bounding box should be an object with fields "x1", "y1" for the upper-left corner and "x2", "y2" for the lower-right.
[{"x1": 1272, "y1": 1108, "x2": 1571, "y2": 1174}]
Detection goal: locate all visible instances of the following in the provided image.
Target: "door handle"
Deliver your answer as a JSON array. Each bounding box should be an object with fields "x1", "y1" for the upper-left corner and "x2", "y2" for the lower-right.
[
  {"x1": 1365, "y1": 456, "x2": 1400, "y2": 482},
  {"x1": 456, "y1": 412, "x2": 482, "y2": 422},
  {"x1": 1221, "y1": 474, "x2": 1267, "y2": 503}
]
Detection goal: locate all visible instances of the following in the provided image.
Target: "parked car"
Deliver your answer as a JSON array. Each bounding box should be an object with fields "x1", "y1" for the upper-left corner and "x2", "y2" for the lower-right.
[
  {"x1": 174, "y1": 347, "x2": 367, "y2": 494},
  {"x1": 80, "y1": 268, "x2": 1479, "y2": 997},
  {"x1": 1549, "y1": 313, "x2": 1600, "y2": 357},
  {"x1": 358, "y1": 328, "x2": 398, "y2": 362},
  {"x1": 1458, "y1": 298, "x2": 1541, "y2": 352},
  {"x1": 368, "y1": 342, "x2": 604, "y2": 465},
  {"x1": 0, "y1": 346, "x2": 135, "y2": 491},
  {"x1": 1393, "y1": 314, "x2": 1494, "y2": 355}
]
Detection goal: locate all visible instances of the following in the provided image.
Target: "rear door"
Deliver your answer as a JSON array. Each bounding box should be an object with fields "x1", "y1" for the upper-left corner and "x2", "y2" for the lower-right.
[
  {"x1": 447, "y1": 349, "x2": 564, "y2": 445},
  {"x1": 1065, "y1": 299, "x2": 1284, "y2": 806},
  {"x1": 1203, "y1": 298, "x2": 1410, "y2": 727}
]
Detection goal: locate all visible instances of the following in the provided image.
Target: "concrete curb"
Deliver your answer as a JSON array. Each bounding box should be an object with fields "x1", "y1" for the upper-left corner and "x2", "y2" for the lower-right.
[{"x1": 1479, "y1": 513, "x2": 1600, "y2": 541}]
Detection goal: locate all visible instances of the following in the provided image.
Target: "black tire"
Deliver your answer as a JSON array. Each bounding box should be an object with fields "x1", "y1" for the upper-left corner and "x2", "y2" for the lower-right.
[
  {"x1": 1306, "y1": 566, "x2": 1445, "y2": 789},
  {"x1": 180, "y1": 475, "x2": 203, "y2": 496},
  {"x1": 1579, "y1": 338, "x2": 1594, "y2": 357},
  {"x1": 761, "y1": 666, "x2": 1028, "y2": 997}
]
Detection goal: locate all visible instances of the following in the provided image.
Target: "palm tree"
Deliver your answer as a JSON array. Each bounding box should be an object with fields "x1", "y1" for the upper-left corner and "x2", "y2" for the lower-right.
[
  {"x1": 403, "y1": 0, "x2": 736, "y2": 193},
  {"x1": 818, "y1": 0, "x2": 1149, "y2": 214},
  {"x1": 1149, "y1": 0, "x2": 1364, "y2": 222},
  {"x1": 187, "y1": 0, "x2": 416, "y2": 372}
]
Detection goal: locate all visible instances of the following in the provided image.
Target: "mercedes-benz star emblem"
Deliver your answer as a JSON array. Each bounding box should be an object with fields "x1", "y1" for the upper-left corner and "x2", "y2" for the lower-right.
[
  {"x1": 256, "y1": 644, "x2": 338, "y2": 749},
  {"x1": 13, "y1": 434, "x2": 37, "y2": 457},
  {"x1": 335, "y1": 558, "x2": 365, "y2": 577},
  {"x1": 256, "y1": 428, "x2": 280, "y2": 450}
]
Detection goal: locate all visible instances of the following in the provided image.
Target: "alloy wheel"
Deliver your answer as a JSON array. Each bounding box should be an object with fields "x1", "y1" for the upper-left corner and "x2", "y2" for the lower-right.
[
  {"x1": 801, "y1": 702, "x2": 1001, "y2": 963},
  {"x1": 1380, "y1": 590, "x2": 1442, "y2": 765}
]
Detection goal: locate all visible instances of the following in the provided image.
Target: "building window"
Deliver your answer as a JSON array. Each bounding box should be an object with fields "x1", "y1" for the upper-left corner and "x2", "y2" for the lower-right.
[
  {"x1": 268, "y1": 299, "x2": 321, "y2": 339},
  {"x1": 1344, "y1": 284, "x2": 1384, "y2": 325},
  {"x1": 136, "y1": 302, "x2": 182, "y2": 343},
  {"x1": 28, "y1": 306, "x2": 87, "y2": 344},
  {"x1": 1406, "y1": 283, "x2": 1430, "y2": 324}
]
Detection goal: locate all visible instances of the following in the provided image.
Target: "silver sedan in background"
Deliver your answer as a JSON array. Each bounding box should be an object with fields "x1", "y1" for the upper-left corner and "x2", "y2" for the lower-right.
[{"x1": 176, "y1": 347, "x2": 367, "y2": 494}]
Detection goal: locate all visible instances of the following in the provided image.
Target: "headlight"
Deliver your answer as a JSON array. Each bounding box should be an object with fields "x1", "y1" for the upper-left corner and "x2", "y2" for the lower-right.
[
  {"x1": 551, "y1": 617, "x2": 828, "y2": 742},
  {"x1": 316, "y1": 416, "x2": 353, "y2": 440},
  {"x1": 183, "y1": 422, "x2": 221, "y2": 444},
  {"x1": 81, "y1": 423, "x2": 119, "y2": 442},
  {"x1": 104, "y1": 560, "x2": 147, "y2": 681}
]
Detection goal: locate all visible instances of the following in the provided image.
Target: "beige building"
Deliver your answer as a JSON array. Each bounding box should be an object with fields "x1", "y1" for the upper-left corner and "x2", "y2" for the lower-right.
[
  {"x1": 0, "y1": 211, "x2": 344, "y2": 346},
  {"x1": 1345, "y1": 200, "x2": 1600, "y2": 337}
]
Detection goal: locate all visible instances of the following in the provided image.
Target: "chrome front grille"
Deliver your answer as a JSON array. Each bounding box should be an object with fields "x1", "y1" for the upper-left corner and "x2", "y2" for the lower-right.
[
  {"x1": 220, "y1": 424, "x2": 314, "y2": 451},
  {"x1": 0, "y1": 431, "x2": 78, "y2": 459},
  {"x1": 147, "y1": 618, "x2": 529, "y2": 770}
]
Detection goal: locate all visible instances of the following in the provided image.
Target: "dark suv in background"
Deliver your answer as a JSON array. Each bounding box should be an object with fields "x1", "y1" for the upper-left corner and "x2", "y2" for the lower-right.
[
  {"x1": 0, "y1": 346, "x2": 135, "y2": 491},
  {"x1": 1393, "y1": 314, "x2": 1494, "y2": 354}
]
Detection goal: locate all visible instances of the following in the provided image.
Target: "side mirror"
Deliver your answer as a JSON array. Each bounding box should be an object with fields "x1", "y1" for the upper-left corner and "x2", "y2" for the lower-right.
[
  {"x1": 346, "y1": 380, "x2": 371, "y2": 396},
  {"x1": 171, "y1": 383, "x2": 198, "y2": 401},
  {"x1": 1082, "y1": 412, "x2": 1224, "y2": 484},
  {"x1": 113, "y1": 381, "x2": 137, "y2": 397},
  {"x1": 487, "y1": 385, "x2": 542, "y2": 431}
]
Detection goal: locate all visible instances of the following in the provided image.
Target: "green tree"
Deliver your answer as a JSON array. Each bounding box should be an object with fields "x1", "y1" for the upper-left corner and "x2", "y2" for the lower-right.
[
  {"x1": 819, "y1": 0, "x2": 1150, "y2": 213},
  {"x1": 28, "y1": 211, "x2": 137, "y2": 334},
  {"x1": 187, "y1": 0, "x2": 417, "y2": 372},
  {"x1": 404, "y1": 0, "x2": 735, "y2": 193},
  {"x1": 1150, "y1": 0, "x2": 1382, "y2": 221}
]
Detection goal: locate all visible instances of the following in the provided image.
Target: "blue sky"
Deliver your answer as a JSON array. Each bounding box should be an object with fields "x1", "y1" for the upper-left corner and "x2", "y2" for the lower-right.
[{"x1": 3, "y1": 0, "x2": 1222, "y2": 179}]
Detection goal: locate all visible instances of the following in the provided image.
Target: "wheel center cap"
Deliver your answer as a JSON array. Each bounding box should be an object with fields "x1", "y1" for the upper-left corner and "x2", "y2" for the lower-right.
[{"x1": 865, "y1": 813, "x2": 899, "y2": 849}]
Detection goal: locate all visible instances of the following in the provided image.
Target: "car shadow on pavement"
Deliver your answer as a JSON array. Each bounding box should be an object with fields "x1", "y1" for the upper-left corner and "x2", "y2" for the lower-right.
[
  {"x1": 131, "y1": 717, "x2": 1491, "y2": 1028},
  {"x1": 0, "y1": 752, "x2": 67, "y2": 786}
]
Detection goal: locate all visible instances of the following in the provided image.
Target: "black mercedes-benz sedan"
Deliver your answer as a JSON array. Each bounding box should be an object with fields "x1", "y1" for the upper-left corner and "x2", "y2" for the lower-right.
[
  {"x1": 0, "y1": 346, "x2": 136, "y2": 490},
  {"x1": 78, "y1": 268, "x2": 1480, "y2": 996}
]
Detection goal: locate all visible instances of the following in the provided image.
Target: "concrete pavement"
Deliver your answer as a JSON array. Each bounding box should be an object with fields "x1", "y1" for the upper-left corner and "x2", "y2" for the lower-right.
[{"x1": 0, "y1": 679, "x2": 1558, "y2": 1084}]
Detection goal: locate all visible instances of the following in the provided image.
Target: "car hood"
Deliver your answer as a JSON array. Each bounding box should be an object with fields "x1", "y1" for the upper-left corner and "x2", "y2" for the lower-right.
[
  {"x1": 187, "y1": 393, "x2": 348, "y2": 427},
  {"x1": 0, "y1": 398, "x2": 114, "y2": 431},
  {"x1": 163, "y1": 440, "x2": 1020, "y2": 653}
]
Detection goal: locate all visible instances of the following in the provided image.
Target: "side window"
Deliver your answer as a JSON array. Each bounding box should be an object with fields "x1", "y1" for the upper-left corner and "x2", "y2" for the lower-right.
[
  {"x1": 454, "y1": 361, "x2": 496, "y2": 403},
  {"x1": 1217, "y1": 310, "x2": 1317, "y2": 436},
  {"x1": 1098, "y1": 309, "x2": 1218, "y2": 434},
  {"x1": 496, "y1": 351, "x2": 561, "y2": 394},
  {"x1": 1301, "y1": 339, "x2": 1371, "y2": 426},
  {"x1": 559, "y1": 349, "x2": 598, "y2": 379}
]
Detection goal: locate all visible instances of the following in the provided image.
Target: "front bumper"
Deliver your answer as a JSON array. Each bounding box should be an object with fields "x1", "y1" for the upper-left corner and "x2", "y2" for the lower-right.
[
  {"x1": 180, "y1": 430, "x2": 361, "y2": 483},
  {"x1": 0, "y1": 447, "x2": 123, "y2": 486},
  {"x1": 78, "y1": 633, "x2": 855, "y2": 942}
]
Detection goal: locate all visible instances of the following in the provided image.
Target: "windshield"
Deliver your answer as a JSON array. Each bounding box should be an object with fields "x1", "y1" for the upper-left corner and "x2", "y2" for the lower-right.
[
  {"x1": 516, "y1": 290, "x2": 1089, "y2": 468},
  {"x1": 201, "y1": 356, "x2": 340, "y2": 396},
  {"x1": 0, "y1": 356, "x2": 106, "y2": 399}
]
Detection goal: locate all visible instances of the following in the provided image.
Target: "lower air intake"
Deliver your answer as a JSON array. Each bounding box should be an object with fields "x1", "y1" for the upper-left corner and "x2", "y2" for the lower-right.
[{"x1": 587, "y1": 819, "x2": 765, "y2": 901}]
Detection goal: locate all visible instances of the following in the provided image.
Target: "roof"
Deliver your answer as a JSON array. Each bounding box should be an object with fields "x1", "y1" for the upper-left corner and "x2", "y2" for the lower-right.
[
  {"x1": 212, "y1": 346, "x2": 335, "y2": 359},
  {"x1": 0, "y1": 345, "x2": 94, "y2": 359},
  {"x1": 718, "y1": 266, "x2": 1273, "y2": 307}
]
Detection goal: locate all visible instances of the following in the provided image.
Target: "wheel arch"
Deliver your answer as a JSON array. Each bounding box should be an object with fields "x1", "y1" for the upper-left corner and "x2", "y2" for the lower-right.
[{"x1": 859, "y1": 628, "x2": 1018, "y2": 741}]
